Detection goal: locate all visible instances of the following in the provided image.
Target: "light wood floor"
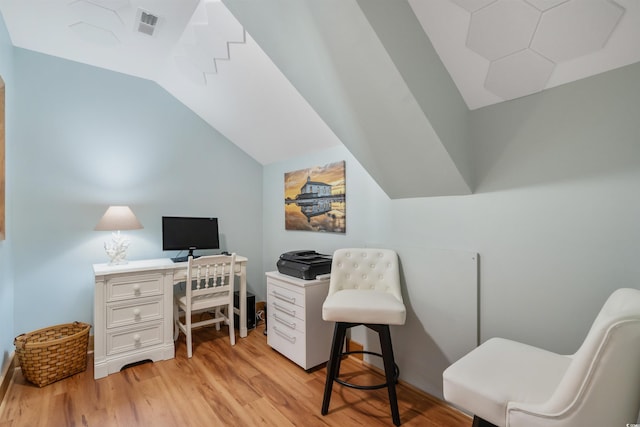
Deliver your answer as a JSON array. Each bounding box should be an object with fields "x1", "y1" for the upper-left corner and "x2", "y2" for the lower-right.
[{"x1": 0, "y1": 322, "x2": 471, "y2": 427}]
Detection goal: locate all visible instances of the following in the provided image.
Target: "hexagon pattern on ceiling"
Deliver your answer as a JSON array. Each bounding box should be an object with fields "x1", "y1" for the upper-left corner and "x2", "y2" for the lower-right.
[
  {"x1": 531, "y1": 0, "x2": 624, "y2": 62},
  {"x1": 450, "y1": 0, "x2": 497, "y2": 13},
  {"x1": 485, "y1": 49, "x2": 555, "y2": 99},
  {"x1": 459, "y1": 0, "x2": 626, "y2": 101},
  {"x1": 467, "y1": 0, "x2": 539, "y2": 61},
  {"x1": 69, "y1": 22, "x2": 120, "y2": 46},
  {"x1": 525, "y1": 0, "x2": 569, "y2": 11},
  {"x1": 65, "y1": 0, "x2": 246, "y2": 86},
  {"x1": 68, "y1": 0, "x2": 127, "y2": 45}
]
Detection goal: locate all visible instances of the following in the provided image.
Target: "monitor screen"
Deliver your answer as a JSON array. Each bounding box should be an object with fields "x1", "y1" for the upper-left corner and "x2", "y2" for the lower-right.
[{"x1": 162, "y1": 216, "x2": 220, "y2": 252}]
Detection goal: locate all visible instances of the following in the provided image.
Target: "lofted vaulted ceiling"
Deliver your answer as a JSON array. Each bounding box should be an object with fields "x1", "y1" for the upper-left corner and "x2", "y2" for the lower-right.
[{"x1": 0, "y1": 0, "x2": 638, "y2": 198}]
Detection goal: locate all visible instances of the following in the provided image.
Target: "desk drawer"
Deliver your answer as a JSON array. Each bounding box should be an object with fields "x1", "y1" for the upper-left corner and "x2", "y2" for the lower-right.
[
  {"x1": 268, "y1": 282, "x2": 304, "y2": 309},
  {"x1": 269, "y1": 297, "x2": 304, "y2": 323},
  {"x1": 106, "y1": 273, "x2": 164, "y2": 302},
  {"x1": 106, "y1": 296, "x2": 163, "y2": 329},
  {"x1": 267, "y1": 316, "x2": 305, "y2": 367},
  {"x1": 106, "y1": 322, "x2": 164, "y2": 356},
  {"x1": 270, "y1": 305, "x2": 305, "y2": 334}
]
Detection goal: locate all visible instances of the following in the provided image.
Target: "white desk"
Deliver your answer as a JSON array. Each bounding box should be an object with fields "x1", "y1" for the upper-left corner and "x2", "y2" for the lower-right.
[{"x1": 93, "y1": 256, "x2": 248, "y2": 379}]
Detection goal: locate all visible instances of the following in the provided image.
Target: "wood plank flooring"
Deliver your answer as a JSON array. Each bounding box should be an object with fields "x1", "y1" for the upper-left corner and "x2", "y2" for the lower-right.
[{"x1": 0, "y1": 323, "x2": 471, "y2": 426}]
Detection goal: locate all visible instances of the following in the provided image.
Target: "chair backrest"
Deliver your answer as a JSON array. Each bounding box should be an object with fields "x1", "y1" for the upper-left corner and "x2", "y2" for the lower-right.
[
  {"x1": 186, "y1": 254, "x2": 236, "y2": 303},
  {"x1": 328, "y1": 248, "x2": 402, "y2": 302},
  {"x1": 511, "y1": 288, "x2": 640, "y2": 426}
]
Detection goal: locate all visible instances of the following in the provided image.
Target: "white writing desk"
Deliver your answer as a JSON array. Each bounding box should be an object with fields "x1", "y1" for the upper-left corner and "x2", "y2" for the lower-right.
[{"x1": 93, "y1": 256, "x2": 248, "y2": 379}]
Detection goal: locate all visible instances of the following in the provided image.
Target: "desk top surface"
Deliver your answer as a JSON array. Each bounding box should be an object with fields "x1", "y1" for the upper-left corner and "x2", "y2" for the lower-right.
[{"x1": 93, "y1": 256, "x2": 247, "y2": 276}]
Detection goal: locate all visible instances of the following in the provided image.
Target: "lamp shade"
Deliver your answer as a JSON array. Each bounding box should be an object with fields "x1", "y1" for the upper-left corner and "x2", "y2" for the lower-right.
[{"x1": 94, "y1": 206, "x2": 143, "y2": 231}]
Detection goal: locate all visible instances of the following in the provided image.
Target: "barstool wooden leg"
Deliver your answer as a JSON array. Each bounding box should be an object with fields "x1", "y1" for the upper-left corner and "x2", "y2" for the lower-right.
[
  {"x1": 322, "y1": 322, "x2": 347, "y2": 415},
  {"x1": 379, "y1": 325, "x2": 401, "y2": 426}
]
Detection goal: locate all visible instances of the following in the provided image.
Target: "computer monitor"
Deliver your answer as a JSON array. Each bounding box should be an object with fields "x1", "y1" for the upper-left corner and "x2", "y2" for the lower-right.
[{"x1": 162, "y1": 216, "x2": 219, "y2": 259}]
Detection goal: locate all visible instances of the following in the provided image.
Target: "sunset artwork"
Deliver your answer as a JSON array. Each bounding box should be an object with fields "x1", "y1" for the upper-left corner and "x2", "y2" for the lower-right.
[{"x1": 284, "y1": 161, "x2": 345, "y2": 233}]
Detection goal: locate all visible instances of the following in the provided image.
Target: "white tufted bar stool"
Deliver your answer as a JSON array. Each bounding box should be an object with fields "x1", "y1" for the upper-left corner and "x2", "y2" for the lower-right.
[{"x1": 321, "y1": 248, "x2": 406, "y2": 426}]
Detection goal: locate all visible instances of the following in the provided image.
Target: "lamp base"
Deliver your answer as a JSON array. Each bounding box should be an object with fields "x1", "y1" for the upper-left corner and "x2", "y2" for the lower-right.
[{"x1": 104, "y1": 231, "x2": 130, "y2": 265}]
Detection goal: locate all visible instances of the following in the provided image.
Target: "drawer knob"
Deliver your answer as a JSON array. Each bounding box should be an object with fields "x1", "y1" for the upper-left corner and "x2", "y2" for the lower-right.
[
  {"x1": 133, "y1": 308, "x2": 141, "y2": 317},
  {"x1": 133, "y1": 334, "x2": 141, "y2": 342},
  {"x1": 132, "y1": 284, "x2": 141, "y2": 294}
]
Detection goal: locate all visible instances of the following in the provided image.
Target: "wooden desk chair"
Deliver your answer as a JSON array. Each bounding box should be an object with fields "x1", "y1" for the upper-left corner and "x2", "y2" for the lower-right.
[{"x1": 173, "y1": 254, "x2": 236, "y2": 358}]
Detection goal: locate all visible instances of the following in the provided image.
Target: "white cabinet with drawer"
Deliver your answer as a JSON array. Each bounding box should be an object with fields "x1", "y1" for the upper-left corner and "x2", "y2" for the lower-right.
[
  {"x1": 266, "y1": 271, "x2": 332, "y2": 370},
  {"x1": 94, "y1": 263, "x2": 175, "y2": 379}
]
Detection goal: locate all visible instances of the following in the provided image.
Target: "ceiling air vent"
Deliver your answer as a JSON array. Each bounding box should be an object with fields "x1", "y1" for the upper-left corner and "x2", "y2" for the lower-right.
[{"x1": 137, "y1": 9, "x2": 158, "y2": 36}]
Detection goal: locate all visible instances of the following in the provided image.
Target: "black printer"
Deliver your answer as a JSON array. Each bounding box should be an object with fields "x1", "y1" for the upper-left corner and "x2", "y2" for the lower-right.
[{"x1": 277, "y1": 250, "x2": 332, "y2": 280}]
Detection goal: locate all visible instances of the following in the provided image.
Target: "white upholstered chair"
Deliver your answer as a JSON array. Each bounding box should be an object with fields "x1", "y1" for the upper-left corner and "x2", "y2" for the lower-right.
[
  {"x1": 321, "y1": 248, "x2": 406, "y2": 426},
  {"x1": 174, "y1": 254, "x2": 236, "y2": 358},
  {"x1": 443, "y1": 287, "x2": 640, "y2": 427}
]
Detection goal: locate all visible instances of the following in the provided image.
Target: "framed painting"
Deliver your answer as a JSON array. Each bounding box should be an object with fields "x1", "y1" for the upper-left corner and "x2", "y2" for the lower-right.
[{"x1": 284, "y1": 161, "x2": 345, "y2": 233}]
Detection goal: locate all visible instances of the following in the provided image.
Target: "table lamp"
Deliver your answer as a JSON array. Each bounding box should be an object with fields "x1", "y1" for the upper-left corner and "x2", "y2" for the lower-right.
[{"x1": 95, "y1": 205, "x2": 143, "y2": 265}]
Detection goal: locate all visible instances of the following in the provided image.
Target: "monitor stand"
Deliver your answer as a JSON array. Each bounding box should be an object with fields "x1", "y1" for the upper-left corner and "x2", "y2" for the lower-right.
[{"x1": 171, "y1": 249, "x2": 198, "y2": 263}]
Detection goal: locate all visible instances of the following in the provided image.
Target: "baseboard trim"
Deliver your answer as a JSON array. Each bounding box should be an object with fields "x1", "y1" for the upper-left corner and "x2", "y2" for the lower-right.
[{"x1": 0, "y1": 352, "x2": 16, "y2": 409}]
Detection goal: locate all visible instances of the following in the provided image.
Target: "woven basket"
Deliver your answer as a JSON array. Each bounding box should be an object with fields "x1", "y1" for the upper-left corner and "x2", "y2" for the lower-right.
[{"x1": 14, "y1": 321, "x2": 91, "y2": 387}]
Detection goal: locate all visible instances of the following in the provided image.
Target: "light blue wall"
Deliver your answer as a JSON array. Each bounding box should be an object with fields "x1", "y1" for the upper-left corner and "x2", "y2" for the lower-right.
[
  {"x1": 10, "y1": 49, "x2": 263, "y2": 335},
  {"x1": 0, "y1": 11, "x2": 14, "y2": 373},
  {"x1": 262, "y1": 61, "x2": 640, "y2": 397},
  {"x1": 465, "y1": 61, "x2": 640, "y2": 351}
]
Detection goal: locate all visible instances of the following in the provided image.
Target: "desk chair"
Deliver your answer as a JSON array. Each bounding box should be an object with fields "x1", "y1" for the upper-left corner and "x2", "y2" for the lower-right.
[
  {"x1": 321, "y1": 248, "x2": 406, "y2": 426},
  {"x1": 443, "y1": 287, "x2": 640, "y2": 427},
  {"x1": 174, "y1": 254, "x2": 236, "y2": 358}
]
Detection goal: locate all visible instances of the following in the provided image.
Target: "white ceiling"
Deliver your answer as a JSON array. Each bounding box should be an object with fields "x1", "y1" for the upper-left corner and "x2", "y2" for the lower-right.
[
  {"x1": 0, "y1": 0, "x2": 343, "y2": 165},
  {"x1": 410, "y1": 0, "x2": 640, "y2": 109},
  {"x1": 1, "y1": 0, "x2": 639, "y2": 165}
]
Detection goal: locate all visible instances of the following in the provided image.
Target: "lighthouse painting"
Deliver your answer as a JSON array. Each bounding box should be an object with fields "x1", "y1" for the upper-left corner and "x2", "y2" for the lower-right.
[{"x1": 284, "y1": 161, "x2": 346, "y2": 233}]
